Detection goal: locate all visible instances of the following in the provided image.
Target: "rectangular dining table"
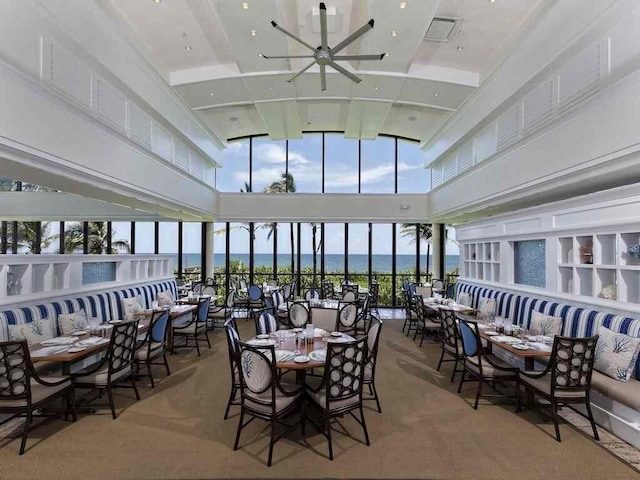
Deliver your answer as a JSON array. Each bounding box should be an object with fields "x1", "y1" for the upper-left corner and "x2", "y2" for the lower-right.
[{"x1": 479, "y1": 330, "x2": 552, "y2": 370}]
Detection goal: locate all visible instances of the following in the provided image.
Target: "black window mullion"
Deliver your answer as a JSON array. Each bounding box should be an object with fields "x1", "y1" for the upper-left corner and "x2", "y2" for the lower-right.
[
  {"x1": 285, "y1": 139, "x2": 289, "y2": 187},
  {"x1": 82, "y1": 222, "x2": 89, "y2": 254},
  {"x1": 58, "y1": 222, "x2": 67, "y2": 253},
  {"x1": 344, "y1": 223, "x2": 349, "y2": 281},
  {"x1": 1, "y1": 221, "x2": 7, "y2": 254},
  {"x1": 415, "y1": 224, "x2": 420, "y2": 285},
  {"x1": 154, "y1": 222, "x2": 160, "y2": 254},
  {"x1": 225, "y1": 222, "x2": 231, "y2": 295},
  {"x1": 178, "y1": 222, "x2": 183, "y2": 278},
  {"x1": 106, "y1": 222, "x2": 112, "y2": 254},
  {"x1": 358, "y1": 140, "x2": 362, "y2": 194},
  {"x1": 368, "y1": 223, "x2": 373, "y2": 286},
  {"x1": 200, "y1": 222, "x2": 207, "y2": 283},
  {"x1": 321, "y1": 133, "x2": 325, "y2": 193},
  {"x1": 130, "y1": 222, "x2": 136, "y2": 254},
  {"x1": 394, "y1": 137, "x2": 398, "y2": 193},
  {"x1": 249, "y1": 137, "x2": 253, "y2": 191},
  {"x1": 296, "y1": 223, "x2": 301, "y2": 295},
  {"x1": 320, "y1": 223, "x2": 325, "y2": 281},
  {"x1": 34, "y1": 222, "x2": 42, "y2": 254},
  {"x1": 273, "y1": 222, "x2": 278, "y2": 282},
  {"x1": 249, "y1": 222, "x2": 255, "y2": 285},
  {"x1": 392, "y1": 223, "x2": 397, "y2": 307}
]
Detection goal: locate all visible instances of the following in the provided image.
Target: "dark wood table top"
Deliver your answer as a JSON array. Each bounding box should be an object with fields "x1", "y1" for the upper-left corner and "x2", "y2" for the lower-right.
[{"x1": 479, "y1": 330, "x2": 552, "y2": 359}]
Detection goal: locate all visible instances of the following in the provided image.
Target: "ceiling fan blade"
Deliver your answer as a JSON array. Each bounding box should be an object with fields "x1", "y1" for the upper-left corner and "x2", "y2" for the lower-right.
[
  {"x1": 286, "y1": 61, "x2": 316, "y2": 83},
  {"x1": 271, "y1": 21, "x2": 316, "y2": 52},
  {"x1": 328, "y1": 62, "x2": 361, "y2": 84},
  {"x1": 319, "y1": 2, "x2": 328, "y2": 51},
  {"x1": 320, "y1": 64, "x2": 327, "y2": 91},
  {"x1": 261, "y1": 54, "x2": 315, "y2": 59},
  {"x1": 332, "y1": 54, "x2": 386, "y2": 61},
  {"x1": 331, "y1": 19, "x2": 374, "y2": 56}
]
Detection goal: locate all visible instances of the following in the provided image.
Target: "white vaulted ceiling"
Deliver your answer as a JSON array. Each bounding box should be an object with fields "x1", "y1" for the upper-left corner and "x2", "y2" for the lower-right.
[{"x1": 107, "y1": 0, "x2": 545, "y2": 143}]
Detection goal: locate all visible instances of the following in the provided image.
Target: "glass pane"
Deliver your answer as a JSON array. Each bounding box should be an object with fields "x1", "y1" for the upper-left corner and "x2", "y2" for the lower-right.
[
  {"x1": 61, "y1": 222, "x2": 84, "y2": 254},
  {"x1": 288, "y1": 134, "x2": 322, "y2": 193},
  {"x1": 252, "y1": 137, "x2": 287, "y2": 193},
  {"x1": 360, "y1": 137, "x2": 395, "y2": 193},
  {"x1": 397, "y1": 139, "x2": 430, "y2": 193},
  {"x1": 213, "y1": 222, "x2": 227, "y2": 293},
  {"x1": 182, "y1": 222, "x2": 202, "y2": 280},
  {"x1": 324, "y1": 134, "x2": 359, "y2": 193},
  {"x1": 159, "y1": 223, "x2": 179, "y2": 276},
  {"x1": 254, "y1": 221, "x2": 274, "y2": 284},
  {"x1": 324, "y1": 223, "x2": 345, "y2": 285},
  {"x1": 372, "y1": 224, "x2": 393, "y2": 305},
  {"x1": 276, "y1": 222, "x2": 295, "y2": 285},
  {"x1": 110, "y1": 222, "x2": 131, "y2": 254},
  {"x1": 215, "y1": 138, "x2": 250, "y2": 192},
  {"x1": 229, "y1": 222, "x2": 250, "y2": 284},
  {"x1": 299, "y1": 222, "x2": 322, "y2": 290},
  {"x1": 135, "y1": 222, "x2": 155, "y2": 254},
  {"x1": 348, "y1": 223, "x2": 368, "y2": 286},
  {"x1": 42, "y1": 222, "x2": 60, "y2": 254}
]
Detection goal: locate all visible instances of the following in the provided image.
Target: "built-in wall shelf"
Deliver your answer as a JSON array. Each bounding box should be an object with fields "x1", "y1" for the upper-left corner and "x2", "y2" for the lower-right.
[
  {"x1": 0, "y1": 254, "x2": 173, "y2": 305},
  {"x1": 463, "y1": 242, "x2": 501, "y2": 282}
]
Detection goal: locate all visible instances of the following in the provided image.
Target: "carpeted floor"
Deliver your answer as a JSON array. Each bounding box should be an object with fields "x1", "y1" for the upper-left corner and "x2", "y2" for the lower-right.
[{"x1": 1, "y1": 318, "x2": 639, "y2": 480}]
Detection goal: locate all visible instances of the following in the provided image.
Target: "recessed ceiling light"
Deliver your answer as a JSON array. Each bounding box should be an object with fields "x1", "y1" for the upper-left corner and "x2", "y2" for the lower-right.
[
  {"x1": 456, "y1": 45, "x2": 464, "y2": 51},
  {"x1": 258, "y1": 52, "x2": 264, "y2": 57},
  {"x1": 268, "y1": 87, "x2": 273, "y2": 91},
  {"x1": 242, "y1": 2, "x2": 249, "y2": 9},
  {"x1": 374, "y1": 86, "x2": 379, "y2": 90},
  {"x1": 185, "y1": 45, "x2": 192, "y2": 51},
  {"x1": 433, "y1": 92, "x2": 439, "y2": 97},
  {"x1": 209, "y1": 92, "x2": 214, "y2": 96},
  {"x1": 385, "y1": 53, "x2": 390, "y2": 57},
  {"x1": 250, "y1": 30, "x2": 256, "y2": 36},
  {"x1": 391, "y1": 30, "x2": 398, "y2": 37},
  {"x1": 153, "y1": 0, "x2": 161, "y2": 3},
  {"x1": 399, "y1": 2, "x2": 406, "y2": 9},
  {"x1": 489, "y1": 0, "x2": 496, "y2": 3}
]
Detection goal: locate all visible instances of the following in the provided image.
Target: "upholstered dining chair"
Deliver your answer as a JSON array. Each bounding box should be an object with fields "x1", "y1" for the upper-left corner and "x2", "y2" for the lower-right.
[
  {"x1": 363, "y1": 317, "x2": 383, "y2": 413},
  {"x1": 288, "y1": 301, "x2": 310, "y2": 328},
  {"x1": 402, "y1": 289, "x2": 419, "y2": 335},
  {"x1": 270, "y1": 289, "x2": 288, "y2": 325},
  {"x1": 436, "y1": 307, "x2": 465, "y2": 383},
  {"x1": 431, "y1": 278, "x2": 447, "y2": 296},
  {"x1": 223, "y1": 320, "x2": 241, "y2": 420},
  {"x1": 413, "y1": 295, "x2": 441, "y2": 346},
  {"x1": 134, "y1": 309, "x2": 171, "y2": 388},
  {"x1": 457, "y1": 318, "x2": 520, "y2": 410},
  {"x1": 354, "y1": 294, "x2": 371, "y2": 335},
  {"x1": 247, "y1": 284, "x2": 264, "y2": 316},
  {"x1": 305, "y1": 336, "x2": 370, "y2": 460},
  {"x1": 254, "y1": 308, "x2": 279, "y2": 335},
  {"x1": 208, "y1": 291, "x2": 234, "y2": 330},
  {"x1": 281, "y1": 283, "x2": 293, "y2": 301},
  {"x1": 341, "y1": 284, "x2": 358, "y2": 302},
  {"x1": 304, "y1": 288, "x2": 321, "y2": 302},
  {"x1": 0, "y1": 340, "x2": 76, "y2": 454},
  {"x1": 368, "y1": 281, "x2": 380, "y2": 315},
  {"x1": 519, "y1": 335, "x2": 600, "y2": 442},
  {"x1": 320, "y1": 280, "x2": 336, "y2": 300},
  {"x1": 233, "y1": 340, "x2": 302, "y2": 467},
  {"x1": 72, "y1": 320, "x2": 140, "y2": 420},
  {"x1": 172, "y1": 297, "x2": 212, "y2": 356},
  {"x1": 336, "y1": 301, "x2": 358, "y2": 335}
]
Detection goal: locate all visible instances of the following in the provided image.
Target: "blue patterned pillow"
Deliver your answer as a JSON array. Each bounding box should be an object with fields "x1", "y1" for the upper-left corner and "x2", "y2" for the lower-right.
[
  {"x1": 8, "y1": 318, "x2": 56, "y2": 346},
  {"x1": 595, "y1": 326, "x2": 640, "y2": 382}
]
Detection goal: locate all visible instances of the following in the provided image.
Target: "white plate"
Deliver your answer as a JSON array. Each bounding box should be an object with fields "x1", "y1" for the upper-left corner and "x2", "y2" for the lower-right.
[
  {"x1": 484, "y1": 331, "x2": 499, "y2": 336},
  {"x1": 309, "y1": 350, "x2": 326, "y2": 362},
  {"x1": 248, "y1": 338, "x2": 276, "y2": 346},
  {"x1": 70, "y1": 331, "x2": 88, "y2": 336},
  {"x1": 513, "y1": 344, "x2": 530, "y2": 350},
  {"x1": 67, "y1": 347, "x2": 87, "y2": 353},
  {"x1": 256, "y1": 334, "x2": 270, "y2": 339},
  {"x1": 294, "y1": 355, "x2": 310, "y2": 363},
  {"x1": 330, "y1": 332, "x2": 342, "y2": 337},
  {"x1": 109, "y1": 320, "x2": 123, "y2": 324}
]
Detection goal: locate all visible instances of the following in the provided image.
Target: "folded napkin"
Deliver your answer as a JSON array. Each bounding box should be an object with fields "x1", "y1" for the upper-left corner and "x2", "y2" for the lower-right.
[
  {"x1": 529, "y1": 342, "x2": 552, "y2": 351},
  {"x1": 275, "y1": 350, "x2": 295, "y2": 362},
  {"x1": 32, "y1": 345, "x2": 70, "y2": 356},
  {"x1": 493, "y1": 336, "x2": 521, "y2": 344},
  {"x1": 314, "y1": 328, "x2": 327, "y2": 338},
  {"x1": 77, "y1": 337, "x2": 108, "y2": 346},
  {"x1": 41, "y1": 337, "x2": 77, "y2": 346},
  {"x1": 309, "y1": 349, "x2": 327, "y2": 361},
  {"x1": 328, "y1": 334, "x2": 355, "y2": 343}
]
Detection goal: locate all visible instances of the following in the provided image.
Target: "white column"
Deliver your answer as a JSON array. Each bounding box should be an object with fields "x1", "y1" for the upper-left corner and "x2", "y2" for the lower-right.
[{"x1": 205, "y1": 222, "x2": 214, "y2": 278}]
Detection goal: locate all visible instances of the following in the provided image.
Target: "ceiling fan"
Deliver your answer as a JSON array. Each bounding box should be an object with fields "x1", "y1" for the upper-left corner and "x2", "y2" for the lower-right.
[{"x1": 261, "y1": 2, "x2": 385, "y2": 91}]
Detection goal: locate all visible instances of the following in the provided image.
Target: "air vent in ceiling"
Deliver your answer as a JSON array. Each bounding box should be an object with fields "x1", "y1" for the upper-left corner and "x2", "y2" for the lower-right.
[{"x1": 424, "y1": 17, "x2": 458, "y2": 42}]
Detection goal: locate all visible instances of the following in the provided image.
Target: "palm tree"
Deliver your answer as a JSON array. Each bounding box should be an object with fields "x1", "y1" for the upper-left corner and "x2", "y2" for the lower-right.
[
  {"x1": 6, "y1": 222, "x2": 55, "y2": 253},
  {"x1": 57, "y1": 222, "x2": 130, "y2": 254},
  {"x1": 265, "y1": 173, "x2": 297, "y2": 277},
  {"x1": 400, "y1": 223, "x2": 433, "y2": 280}
]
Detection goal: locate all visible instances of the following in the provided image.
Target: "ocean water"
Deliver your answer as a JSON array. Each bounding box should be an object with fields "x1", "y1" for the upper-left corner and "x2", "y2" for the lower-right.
[{"x1": 172, "y1": 253, "x2": 460, "y2": 273}]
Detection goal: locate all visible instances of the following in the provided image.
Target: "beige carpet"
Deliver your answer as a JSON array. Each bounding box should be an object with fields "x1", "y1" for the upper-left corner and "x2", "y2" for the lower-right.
[{"x1": 1, "y1": 319, "x2": 638, "y2": 480}]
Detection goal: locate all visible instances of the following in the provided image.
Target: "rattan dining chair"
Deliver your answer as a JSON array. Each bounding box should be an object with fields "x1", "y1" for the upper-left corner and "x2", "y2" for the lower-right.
[
  {"x1": 402, "y1": 289, "x2": 419, "y2": 335},
  {"x1": 233, "y1": 340, "x2": 302, "y2": 467},
  {"x1": 134, "y1": 309, "x2": 171, "y2": 388},
  {"x1": 305, "y1": 336, "x2": 370, "y2": 460},
  {"x1": 223, "y1": 320, "x2": 241, "y2": 420},
  {"x1": 208, "y1": 291, "x2": 234, "y2": 330},
  {"x1": 336, "y1": 301, "x2": 358, "y2": 335},
  {"x1": 287, "y1": 301, "x2": 310, "y2": 328},
  {"x1": 413, "y1": 295, "x2": 441, "y2": 346},
  {"x1": 304, "y1": 288, "x2": 321, "y2": 302},
  {"x1": 363, "y1": 317, "x2": 383, "y2": 413},
  {"x1": 72, "y1": 320, "x2": 140, "y2": 419},
  {"x1": 172, "y1": 297, "x2": 212, "y2": 356},
  {"x1": 0, "y1": 340, "x2": 76, "y2": 454},
  {"x1": 518, "y1": 335, "x2": 600, "y2": 442},
  {"x1": 457, "y1": 318, "x2": 520, "y2": 410},
  {"x1": 254, "y1": 308, "x2": 279, "y2": 335},
  {"x1": 436, "y1": 307, "x2": 465, "y2": 383},
  {"x1": 368, "y1": 281, "x2": 380, "y2": 315}
]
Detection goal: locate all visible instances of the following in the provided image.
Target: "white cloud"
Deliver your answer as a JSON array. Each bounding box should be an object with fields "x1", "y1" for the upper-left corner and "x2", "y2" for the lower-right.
[
  {"x1": 324, "y1": 161, "x2": 418, "y2": 188},
  {"x1": 254, "y1": 144, "x2": 310, "y2": 165}
]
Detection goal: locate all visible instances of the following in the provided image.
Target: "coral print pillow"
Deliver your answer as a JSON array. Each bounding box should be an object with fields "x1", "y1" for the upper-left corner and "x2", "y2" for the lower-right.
[
  {"x1": 477, "y1": 297, "x2": 496, "y2": 321},
  {"x1": 530, "y1": 311, "x2": 563, "y2": 337},
  {"x1": 58, "y1": 309, "x2": 89, "y2": 335},
  {"x1": 157, "y1": 290, "x2": 175, "y2": 308},
  {"x1": 458, "y1": 292, "x2": 472, "y2": 307},
  {"x1": 122, "y1": 295, "x2": 146, "y2": 321},
  {"x1": 594, "y1": 326, "x2": 640, "y2": 382},
  {"x1": 8, "y1": 318, "x2": 55, "y2": 346}
]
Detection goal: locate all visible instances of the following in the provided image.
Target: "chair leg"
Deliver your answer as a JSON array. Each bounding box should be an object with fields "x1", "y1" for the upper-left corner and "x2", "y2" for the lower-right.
[
  {"x1": 131, "y1": 375, "x2": 141, "y2": 401},
  {"x1": 585, "y1": 397, "x2": 599, "y2": 441},
  {"x1": 195, "y1": 335, "x2": 201, "y2": 356},
  {"x1": 371, "y1": 382, "x2": 382, "y2": 413},
  {"x1": 450, "y1": 357, "x2": 458, "y2": 383},
  {"x1": 224, "y1": 386, "x2": 236, "y2": 420},
  {"x1": 515, "y1": 380, "x2": 521, "y2": 413},
  {"x1": 359, "y1": 406, "x2": 370, "y2": 446},
  {"x1": 147, "y1": 362, "x2": 155, "y2": 388},
  {"x1": 19, "y1": 411, "x2": 32, "y2": 455},
  {"x1": 301, "y1": 400, "x2": 306, "y2": 437},
  {"x1": 550, "y1": 399, "x2": 561, "y2": 442},
  {"x1": 233, "y1": 410, "x2": 244, "y2": 450},
  {"x1": 419, "y1": 330, "x2": 426, "y2": 347},
  {"x1": 473, "y1": 378, "x2": 483, "y2": 410},
  {"x1": 267, "y1": 419, "x2": 276, "y2": 467},
  {"x1": 107, "y1": 387, "x2": 117, "y2": 420},
  {"x1": 412, "y1": 326, "x2": 419, "y2": 341},
  {"x1": 163, "y1": 353, "x2": 171, "y2": 376},
  {"x1": 69, "y1": 389, "x2": 78, "y2": 422},
  {"x1": 457, "y1": 369, "x2": 466, "y2": 393},
  {"x1": 205, "y1": 331, "x2": 212, "y2": 349},
  {"x1": 436, "y1": 348, "x2": 445, "y2": 372},
  {"x1": 325, "y1": 413, "x2": 334, "y2": 461}
]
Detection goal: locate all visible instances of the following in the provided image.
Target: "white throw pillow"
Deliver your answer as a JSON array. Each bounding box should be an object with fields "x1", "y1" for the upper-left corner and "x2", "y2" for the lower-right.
[
  {"x1": 58, "y1": 309, "x2": 89, "y2": 335},
  {"x1": 530, "y1": 310, "x2": 563, "y2": 337},
  {"x1": 122, "y1": 295, "x2": 145, "y2": 321},
  {"x1": 594, "y1": 326, "x2": 640, "y2": 382},
  {"x1": 477, "y1": 297, "x2": 496, "y2": 320},
  {"x1": 157, "y1": 290, "x2": 175, "y2": 308},
  {"x1": 8, "y1": 318, "x2": 55, "y2": 346},
  {"x1": 458, "y1": 292, "x2": 472, "y2": 307}
]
